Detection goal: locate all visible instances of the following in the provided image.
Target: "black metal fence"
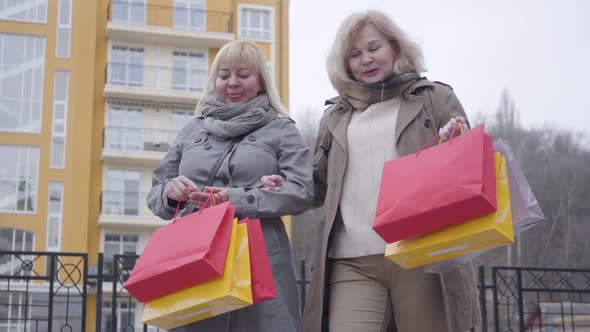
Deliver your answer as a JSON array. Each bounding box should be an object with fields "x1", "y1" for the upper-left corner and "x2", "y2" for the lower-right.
[
  {"x1": 476, "y1": 265, "x2": 590, "y2": 332},
  {"x1": 2, "y1": 251, "x2": 590, "y2": 331}
]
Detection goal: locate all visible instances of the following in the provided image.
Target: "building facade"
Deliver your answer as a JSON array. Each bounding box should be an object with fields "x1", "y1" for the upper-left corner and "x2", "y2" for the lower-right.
[{"x1": 0, "y1": 0, "x2": 289, "y2": 330}]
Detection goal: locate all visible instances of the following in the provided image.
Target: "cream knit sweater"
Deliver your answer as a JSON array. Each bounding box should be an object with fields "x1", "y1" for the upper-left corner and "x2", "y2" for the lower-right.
[{"x1": 328, "y1": 97, "x2": 400, "y2": 258}]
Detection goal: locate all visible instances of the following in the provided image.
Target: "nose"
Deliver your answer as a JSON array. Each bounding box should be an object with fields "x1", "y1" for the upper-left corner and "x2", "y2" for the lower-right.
[
  {"x1": 228, "y1": 74, "x2": 239, "y2": 88},
  {"x1": 361, "y1": 52, "x2": 373, "y2": 66}
]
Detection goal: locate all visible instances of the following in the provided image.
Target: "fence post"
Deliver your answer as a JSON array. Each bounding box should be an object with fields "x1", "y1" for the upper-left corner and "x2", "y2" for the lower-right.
[
  {"x1": 48, "y1": 254, "x2": 55, "y2": 332},
  {"x1": 516, "y1": 269, "x2": 525, "y2": 332},
  {"x1": 112, "y1": 255, "x2": 118, "y2": 332},
  {"x1": 479, "y1": 265, "x2": 487, "y2": 332},
  {"x1": 300, "y1": 259, "x2": 306, "y2": 313},
  {"x1": 492, "y1": 268, "x2": 499, "y2": 332},
  {"x1": 95, "y1": 253, "x2": 104, "y2": 332}
]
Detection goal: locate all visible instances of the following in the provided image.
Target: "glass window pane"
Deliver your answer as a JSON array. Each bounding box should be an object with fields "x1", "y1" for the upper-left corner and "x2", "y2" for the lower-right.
[
  {"x1": 50, "y1": 137, "x2": 65, "y2": 168},
  {"x1": 54, "y1": 71, "x2": 68, "y2": 101},
  {"x1": 56, "y1": 27, "x2": 70, "y2": 58},
  {"x1": 130, "y1": 1, "x2": 145, "y2": 24},
  {"x1": 0, "y1": 146, "x2": 39, "y2": 213},
  {"x1": 112, "y1": 1, "x2": 129, "y2": 22},
  {"x1": 240, "y1": 9, "x2": 248, "y2": 29},
  {"x1": 0, "y1": 34, "x2": 45, "y2": 132},
  {"x1": 250, "y1": 10, "x2": 260, "y2": 28},
  {"x1": 174, "y1": 7, "x2": 188, "y2": 27},
  {"x1": 59, "y1": 0, "x2": 70, "y2": 25}
]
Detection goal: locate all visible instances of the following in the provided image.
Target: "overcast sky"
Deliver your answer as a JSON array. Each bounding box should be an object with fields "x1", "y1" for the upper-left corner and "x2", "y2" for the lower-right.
[{"x1": 289, "y1": 0, "x2": 590, "y2": 133}]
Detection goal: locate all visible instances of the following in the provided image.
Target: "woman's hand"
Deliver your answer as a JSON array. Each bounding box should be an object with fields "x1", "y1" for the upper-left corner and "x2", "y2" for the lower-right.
[
  {"x1": 439, "y1": 117, "x2": 468, "y2": 141},
  {"x1": 189, "y1": 186, "x2": 229, "y2": 208},
  {"x1": 165, "y1": 175, "x2": 199, "y2": 202},
  {"x1": 260, "y1": 174, "x2": 283, "y2": 192}
]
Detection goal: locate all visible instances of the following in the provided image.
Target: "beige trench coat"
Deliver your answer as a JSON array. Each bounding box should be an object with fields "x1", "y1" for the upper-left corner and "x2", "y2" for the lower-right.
[{"x1": 302, "y1": 79, "x2": 481, "y2": 332}]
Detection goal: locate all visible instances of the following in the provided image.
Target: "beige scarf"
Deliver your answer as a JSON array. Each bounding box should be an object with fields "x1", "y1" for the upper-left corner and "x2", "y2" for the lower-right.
[{"x1": 342, "y1": 72, "x2": 420, "y2": 110}]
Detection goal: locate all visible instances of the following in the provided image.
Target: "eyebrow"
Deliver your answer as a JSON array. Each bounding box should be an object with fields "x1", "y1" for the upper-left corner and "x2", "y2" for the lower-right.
[{"x1": 218, "y1": 67, "x2": 250, "y2": 71}]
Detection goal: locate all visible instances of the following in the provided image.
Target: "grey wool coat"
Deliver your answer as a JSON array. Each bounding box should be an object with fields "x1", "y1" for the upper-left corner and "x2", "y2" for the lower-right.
[
  {"x1": 146, "y1": 114, "x2": 314, "y2": 332},
  {"x1": 302, "y1": 79, "x2": 481, "y2": 332}
]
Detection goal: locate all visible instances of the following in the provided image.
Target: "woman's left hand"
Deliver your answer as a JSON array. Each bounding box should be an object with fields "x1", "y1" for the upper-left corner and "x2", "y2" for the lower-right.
[
  {"x1": 439, "y1": 117, "x2": 468, "y2": 141},
  {"x1": 188, "y1": 186, "x2": 229, "y2": 208}
]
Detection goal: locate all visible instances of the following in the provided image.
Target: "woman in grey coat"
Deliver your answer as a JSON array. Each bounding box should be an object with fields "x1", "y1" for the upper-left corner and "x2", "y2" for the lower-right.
[{"x1": 146, "y1": 40, "x2": 314, "y2": 332}]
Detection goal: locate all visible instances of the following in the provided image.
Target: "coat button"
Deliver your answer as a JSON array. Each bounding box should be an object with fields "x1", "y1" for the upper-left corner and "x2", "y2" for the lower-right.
[
  {"x1": 204, "y1": 143, "x2": 211, "y2": 150},
  {"x1": 248, "y1": 135, "x2": 256, "y2": 142},
  {"x1": 247, "y1": 195, "x2": 255, "y2": 204},
  {"x1": 424, "y1": 119, "x2": 432, "y2": 128},
  {"x1": 194, "y1": 137, "x2": 202, "y2": 143},
  {"x1": 222, "y1": 177, "x2": 229, "y2": 186}
]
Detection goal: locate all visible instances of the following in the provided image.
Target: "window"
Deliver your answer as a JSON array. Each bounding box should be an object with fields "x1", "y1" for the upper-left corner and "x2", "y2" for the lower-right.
[
  {"x1": 112, "y1": 0, "x2": 145, "y2": 24},
  {"x1": 103, "y1": 233, "x2": 138, "y2": 277},
  {"x1": 0, "y1": 145, "x2": 39, "y2": 213},
  {"x1": 46, "y1": 182, "x2": 63, "y2": 251},
  {"x1": 0, "y1": 0, "x2": 47, "y2": 23},
  {"x1": 0, "y1": 33, "x2": 46, "y2": 133},
  {"x1": 0, "y1": 228, "x2": 35, "y2": 276},
  {"x1": 50, "y1": 71, "x2": 69, "y2": 168},
  {"x1": 240, "y1": 6, "x2": 272, "y2": 41},
  {"x1": 101, "y1": 298, "x2": 137, "y2": 332},
  {"x1": 56, "y1": 0, "x2": 71, "y2": 58},
  {"x1": 171, "y1": 111, "x2": 192, "y2": 141},
  {"x1": 106, "y1": 107, "x2": 142, "y2": 151},
  {"x1": 174, "y1": 0, "x2": 205, "y2": 31},
  {"x1": 172, "y1": 51, "x2": 205, "y2": 92},
  {"x1": 110, "y1": 46, "x2": 144, "y2": 87},
  {"x1": 0, "y1": 292, "x2": 33, "y2": 331},
  {"x1": 103, "y1": 170, "x2": 140, "y2": 215}
]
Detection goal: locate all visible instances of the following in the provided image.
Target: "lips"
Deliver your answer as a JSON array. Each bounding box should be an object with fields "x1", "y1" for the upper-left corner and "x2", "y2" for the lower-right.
[
  {"x1": 363, "y1": 68, "x2": 379, "y2": 77},
  {"x1": 227, "y1": 93, "x2": 243, "y2": 101}
]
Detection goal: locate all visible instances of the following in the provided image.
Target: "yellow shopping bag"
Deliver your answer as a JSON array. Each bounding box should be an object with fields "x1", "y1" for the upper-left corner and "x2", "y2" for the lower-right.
[
  {"x1": 385, "y1": 153, "x2": 514, "y2": 269},
  {"x1": 142, "y1": 220, "x2": 253, "y2": 329}
]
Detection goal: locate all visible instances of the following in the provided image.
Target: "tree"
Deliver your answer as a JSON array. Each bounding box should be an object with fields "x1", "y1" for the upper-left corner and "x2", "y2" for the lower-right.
[{"x1": 474, "y1": 90, "x2": 590, "y2": 269}]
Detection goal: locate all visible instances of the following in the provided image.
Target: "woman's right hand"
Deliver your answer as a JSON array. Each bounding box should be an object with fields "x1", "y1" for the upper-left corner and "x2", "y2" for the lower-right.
[
  {"x1": 260, "y1": 174, "x2": 283, "y2": 192},
  {"x1": 165, "y1": 175, "x2": 199, "y2": 202}
]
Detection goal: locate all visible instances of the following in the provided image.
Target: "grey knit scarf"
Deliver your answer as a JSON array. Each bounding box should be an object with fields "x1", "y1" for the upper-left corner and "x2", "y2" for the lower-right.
[{"x1": 200, "y1": 94, "x2": 277, "y2": 138}]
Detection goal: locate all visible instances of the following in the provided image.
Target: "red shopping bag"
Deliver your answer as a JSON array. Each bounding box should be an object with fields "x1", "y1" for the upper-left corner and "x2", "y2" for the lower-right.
[
  {"x1": 373, "y1": 124, "x2": 497, "y2": 243},
  {"x1": 238, "y1": 218, "x2": 277, "y2": 304},
  {"x1": 125, "y1": 201, "x2": 235, "y2": 302}
]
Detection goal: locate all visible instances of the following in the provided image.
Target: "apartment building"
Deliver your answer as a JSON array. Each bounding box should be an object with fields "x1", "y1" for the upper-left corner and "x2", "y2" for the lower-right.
[{"x1": 0, "y1": 0, "x2": 289, "y2": 330}]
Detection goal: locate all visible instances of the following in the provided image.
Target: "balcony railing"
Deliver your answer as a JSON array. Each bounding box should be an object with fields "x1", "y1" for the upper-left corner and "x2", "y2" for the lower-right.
[
  {"x1": 107, "y1": 0, "x2": 233, "y2": 33},
  {"x1": 100, "y1": 191, "x2": 152, "y2": 217},
  {"x1": 103, "y1": 126, "x2": 180, "y2": 153},
  {"x1": 105, "y1": 62, "x2": 206, "y2": 93}
]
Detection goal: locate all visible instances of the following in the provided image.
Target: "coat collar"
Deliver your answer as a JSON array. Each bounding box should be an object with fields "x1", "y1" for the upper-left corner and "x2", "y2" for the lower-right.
[{"x1": 324, "y1": 79, "x2": 437, "y2": 145}]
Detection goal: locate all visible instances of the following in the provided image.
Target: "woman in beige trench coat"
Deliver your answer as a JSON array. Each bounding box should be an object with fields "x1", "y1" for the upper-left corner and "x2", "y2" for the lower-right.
[{"x1": 299, "y1": 10, "x2": 481, "y2": 332}]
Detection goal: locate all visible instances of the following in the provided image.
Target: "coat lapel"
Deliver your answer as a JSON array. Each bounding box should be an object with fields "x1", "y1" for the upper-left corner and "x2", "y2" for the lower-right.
[
  {"x1": 326, "y1": 105, "x2": 352, "y2": 153},
  {"x1": 395, "y1": 93, "x2": 425, "y2": 142}
]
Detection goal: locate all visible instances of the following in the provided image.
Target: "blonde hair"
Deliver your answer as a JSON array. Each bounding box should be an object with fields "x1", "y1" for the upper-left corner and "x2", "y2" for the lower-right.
[
  {"x1": 326, "y1": 10, "x2": 426, "y2": 94},
  {"x1": 197, "y1": 40, "x2": 288, "y2": 116}
]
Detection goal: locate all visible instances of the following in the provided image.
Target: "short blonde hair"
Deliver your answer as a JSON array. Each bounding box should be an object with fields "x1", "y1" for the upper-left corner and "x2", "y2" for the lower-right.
[
  {"x1": 197, "y1": 40, "x2": 288, "y2": 116},
  {"x1": 327, "y1": 10, "x2": 426, "y2": 94}
]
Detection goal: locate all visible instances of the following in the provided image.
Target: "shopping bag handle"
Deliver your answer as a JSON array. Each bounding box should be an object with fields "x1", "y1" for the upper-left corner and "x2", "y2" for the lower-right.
[
  {"x1": 172, "y1": 191, "x2": 216, "y2": 223},
  {"x1": 415, "y1": 122, "x2": 464, "y2": 157}
]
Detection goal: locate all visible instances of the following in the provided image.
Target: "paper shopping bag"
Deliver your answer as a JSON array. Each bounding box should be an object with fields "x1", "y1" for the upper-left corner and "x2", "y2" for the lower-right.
[
  {"x1": 423, "y1": 141, "x2": 546, "y2": 273},
  {"x1": 239, "y1": 218, "x2": 277, "y2": 304},
  {"x1": 125, "y1": 201, "x2": 235, "y2": 302},
  {"x1": 385, "y1": 152, "x2": 514, "y2": 269},
  {"x1": 494, "y1": 140, "x2": 545, "y2": 233},
  {"x1": 142, "y1": 220, "x2": 253, "y2": 330},
  {"x1": 373, "y1": 124, "x2": 497, "y2": 243}
]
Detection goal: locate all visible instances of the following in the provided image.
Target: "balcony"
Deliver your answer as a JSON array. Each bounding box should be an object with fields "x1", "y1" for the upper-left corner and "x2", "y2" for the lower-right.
[
  {"x1": 101, "y1": 126, "x2": 179, "y2": 166},
  {"x1": 98, "y1": 191, "x2": 167, "y2": 229},
  {"x1": 103, "y1": 63, "x2": 205, "y2": 104},
  {"x1": 106, "y1": 0, "x2": 234, "y2": 48}
]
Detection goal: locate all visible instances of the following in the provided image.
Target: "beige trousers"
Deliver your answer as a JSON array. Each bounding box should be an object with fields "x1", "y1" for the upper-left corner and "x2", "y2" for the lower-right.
[{"x1": 329, "y1": 255, "x2": 449, "y2": 332}]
